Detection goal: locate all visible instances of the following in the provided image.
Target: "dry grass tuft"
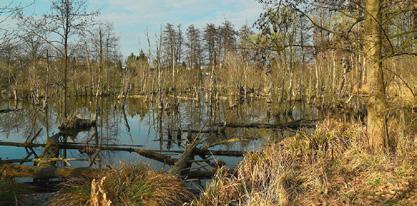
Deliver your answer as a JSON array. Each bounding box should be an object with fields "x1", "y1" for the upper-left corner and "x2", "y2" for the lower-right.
[
  {"x1": 48, "y1": 164, "x2": 195, "y2": 206},
  {"x1": 0, "y1": 179, "x2": 32, "y2": 205},
  {"x1": 192, "y1": 117, "x2": 417, "y2": 205}
]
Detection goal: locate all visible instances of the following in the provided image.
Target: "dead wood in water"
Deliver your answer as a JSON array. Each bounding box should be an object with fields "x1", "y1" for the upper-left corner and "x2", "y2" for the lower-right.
[
  {"x1": 0, "y1": 164, "x2": 98, "y2": 178},
  {"x1": 0, "y1": 141, "x2": 143, "y2": 151},
  {"x1": 201, "y1": 138, "x2": 246, "y2": 151},
  {"x1": 0, "y1": 140, "x2": 244, "y2": 155},
  {"x1": 169, "y1": 139, "x2": 199, "y2": 176},
  {"x1": 134, "y1": 149, "x2": 176, "y2": 165},
  {"x1": 0, "y1": 108, "x2": 22, "y2": 113},
  {"x1": 180, "y1": 127, "x2": 226, "y2": 134},
  {"x1": 215, "y1": 119, "x2": 317, "y2": 130},
  {"x1": 0, "y1": 159, "x2": 33, "y2": 164}
]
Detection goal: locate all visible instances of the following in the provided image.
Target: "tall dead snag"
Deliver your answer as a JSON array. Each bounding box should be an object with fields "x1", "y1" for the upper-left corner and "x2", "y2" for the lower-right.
[{"x1": 364, "y1": 0, "x2": 390, "y2": 153}]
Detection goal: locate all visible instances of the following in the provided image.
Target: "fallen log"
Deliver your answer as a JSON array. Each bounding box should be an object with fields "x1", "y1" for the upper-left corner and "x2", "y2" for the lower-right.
[
  {"x1": 0, "y1": 141, "x2": 244, "y2": 156},
  {"x1": 0, "y1": 108, "x2": 22, "y2": 113},
  {"x1": 34, "y1": 158, "x2": 90, "y2": 166},
  {"x1": 0, "y1": 141, "x2": 176, "y2": 165},
  {"x1": 0, "y1": 141, "x2": 143, "y2": 152},
  {"x1": 0, "y1": 159, "x2": 33, "y2": 164},
  {"x1": 201, "y1": 138, "x2": 246, "y2": 151},
  {"x1": 0, "y1": 164, "x2": 98, "y2": 179},
  {"x1": 0, "y1": 142, "x2": 244, "y2": 174},
  {"x1": 134, "y1": 149, "x2": 176, "y2": 165},
  {"x1": 194, "y1": 149, "x2": 244, "y2": 156},
  {"x1": 0, "y1": 163, "x2": 217, "y2": 181},
  {"x1": 180, "y1": 128, "x2": 226, "y2": 134},
  {"x1": 169, "y1": 140, "x2": 199, "y2": 176},
  {"x1": 214, "y1": 119, "x2": 316, "y2": 130}
]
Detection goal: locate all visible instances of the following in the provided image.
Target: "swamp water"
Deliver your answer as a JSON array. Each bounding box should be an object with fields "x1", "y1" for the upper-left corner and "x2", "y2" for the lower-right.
[{"x1": 0, "y1": 97, "x2": 319, "y2": 183}]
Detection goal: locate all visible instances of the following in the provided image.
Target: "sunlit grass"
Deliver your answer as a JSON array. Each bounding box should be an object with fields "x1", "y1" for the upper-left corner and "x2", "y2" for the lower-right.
[
  {"x1": 48, "y1": 164, "x2": 195, "y2": 206},
  {"x1": 192, "y1": 118, "x2": 417, "y2": 205}
]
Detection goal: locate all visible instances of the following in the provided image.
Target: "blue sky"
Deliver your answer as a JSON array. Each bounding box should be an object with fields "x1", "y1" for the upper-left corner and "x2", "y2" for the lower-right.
[{"x1": 4, "y1": 0, "x2": 263, "y2": 57}]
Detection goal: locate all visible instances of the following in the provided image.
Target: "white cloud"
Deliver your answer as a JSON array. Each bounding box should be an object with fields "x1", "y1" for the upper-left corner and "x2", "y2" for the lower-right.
[{"x1": 34, "y1": 0, "x2": 264, "y2": 56}]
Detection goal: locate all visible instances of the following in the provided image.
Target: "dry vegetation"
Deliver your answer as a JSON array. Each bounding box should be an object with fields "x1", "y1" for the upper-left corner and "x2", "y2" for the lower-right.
[
  {"x1": 48, "y1": 164, "x2": 194, "y2": 206},
  {"x1": 193, "y1": 117, "x2": 417, "y2": 206}
]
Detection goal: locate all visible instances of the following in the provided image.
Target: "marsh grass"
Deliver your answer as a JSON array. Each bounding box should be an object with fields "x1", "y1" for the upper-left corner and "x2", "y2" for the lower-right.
[
  {"x1": 0, "y1": 179, "x2": 32, "y2": 205},
  {"x1": 48, "y1": 164, "x2": 195, "y2": 206},
  {"x1": 193, "y1": 117, "x2": 417, "y2": 205}
]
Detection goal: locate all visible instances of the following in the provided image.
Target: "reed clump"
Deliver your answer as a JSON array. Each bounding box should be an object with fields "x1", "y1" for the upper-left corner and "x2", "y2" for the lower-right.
[
  {"x1": 0, "y1": 179, "x2": 32, "y2": 205},
  {"x1": 193, "y1": 118, "x2": 417, "y2": 205},
  {"x1": 48, "y1": 164, "x2": 195, "y2": 206}
]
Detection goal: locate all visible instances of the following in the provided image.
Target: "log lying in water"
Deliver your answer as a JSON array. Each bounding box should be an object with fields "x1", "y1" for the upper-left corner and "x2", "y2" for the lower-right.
[
  {"x1": 169, "y1": 140, "x2": 199, "y2": 176},
  {"x1": 0, "y1": 108, "x2": 22, "y2": 113},
  {"x1": 0, "y1": 141, "x2": 142, "y2": 152},
  {"x1": 0, "y1": 159, "x2": 33, "y2": 164},
  {"x1": 134, "y1": 149, "x2": 176, "y2": 165},
  {"x1": 194, "y1": 149, "x2": 244, "y2": 156},
  {"x1": 0, "y1": 163, "x2": 217, "y2": 180},
  {"x1": 0, "y1": 164, "x2": 97, "y2": 179},
  {"x1": 0, "y1": 141, "x2": 244, "y2": 157},
  {"x1": 180, "y1": 128, "x2": 226, "y2": 134},
  {"x1": 201, "y1": 138, "x2": 246, "y2": 151},
  {"x1": 214, "y1": 119, "x2": 317, "y2": 130}
]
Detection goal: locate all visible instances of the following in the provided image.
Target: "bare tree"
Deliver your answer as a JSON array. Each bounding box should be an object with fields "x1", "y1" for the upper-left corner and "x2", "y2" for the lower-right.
[
  {"x1": 256, "y1": 0, "x2": 417, "y2": 153},
  {"x1": 19, "y1": 0, "x2": 98, "y2": 117}
]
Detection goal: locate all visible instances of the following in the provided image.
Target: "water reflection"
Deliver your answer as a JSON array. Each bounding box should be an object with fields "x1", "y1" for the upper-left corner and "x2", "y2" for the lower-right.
[{"x1": 0, "y1": 97, "x2": 319, "y2": 172}]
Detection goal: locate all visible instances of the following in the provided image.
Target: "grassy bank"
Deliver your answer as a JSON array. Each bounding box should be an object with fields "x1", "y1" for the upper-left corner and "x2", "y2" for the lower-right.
[
  {"x1": 4, "y1": 117, "x2": 416, "y2": 206},
  {"x1": 48, "y1": 164, "x2": 194, "y2": 206},
  {"x1": 193, "y1": 118, "x2": 417, "y2": 205},
  {"x1": 0, "y1": 179, "x2": 33, "y2": 205}
]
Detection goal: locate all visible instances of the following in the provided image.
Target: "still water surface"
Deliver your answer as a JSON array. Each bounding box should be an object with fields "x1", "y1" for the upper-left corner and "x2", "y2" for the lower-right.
[{"x1": 0, "y1": 97, "x2": 319, "y2": 173}]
